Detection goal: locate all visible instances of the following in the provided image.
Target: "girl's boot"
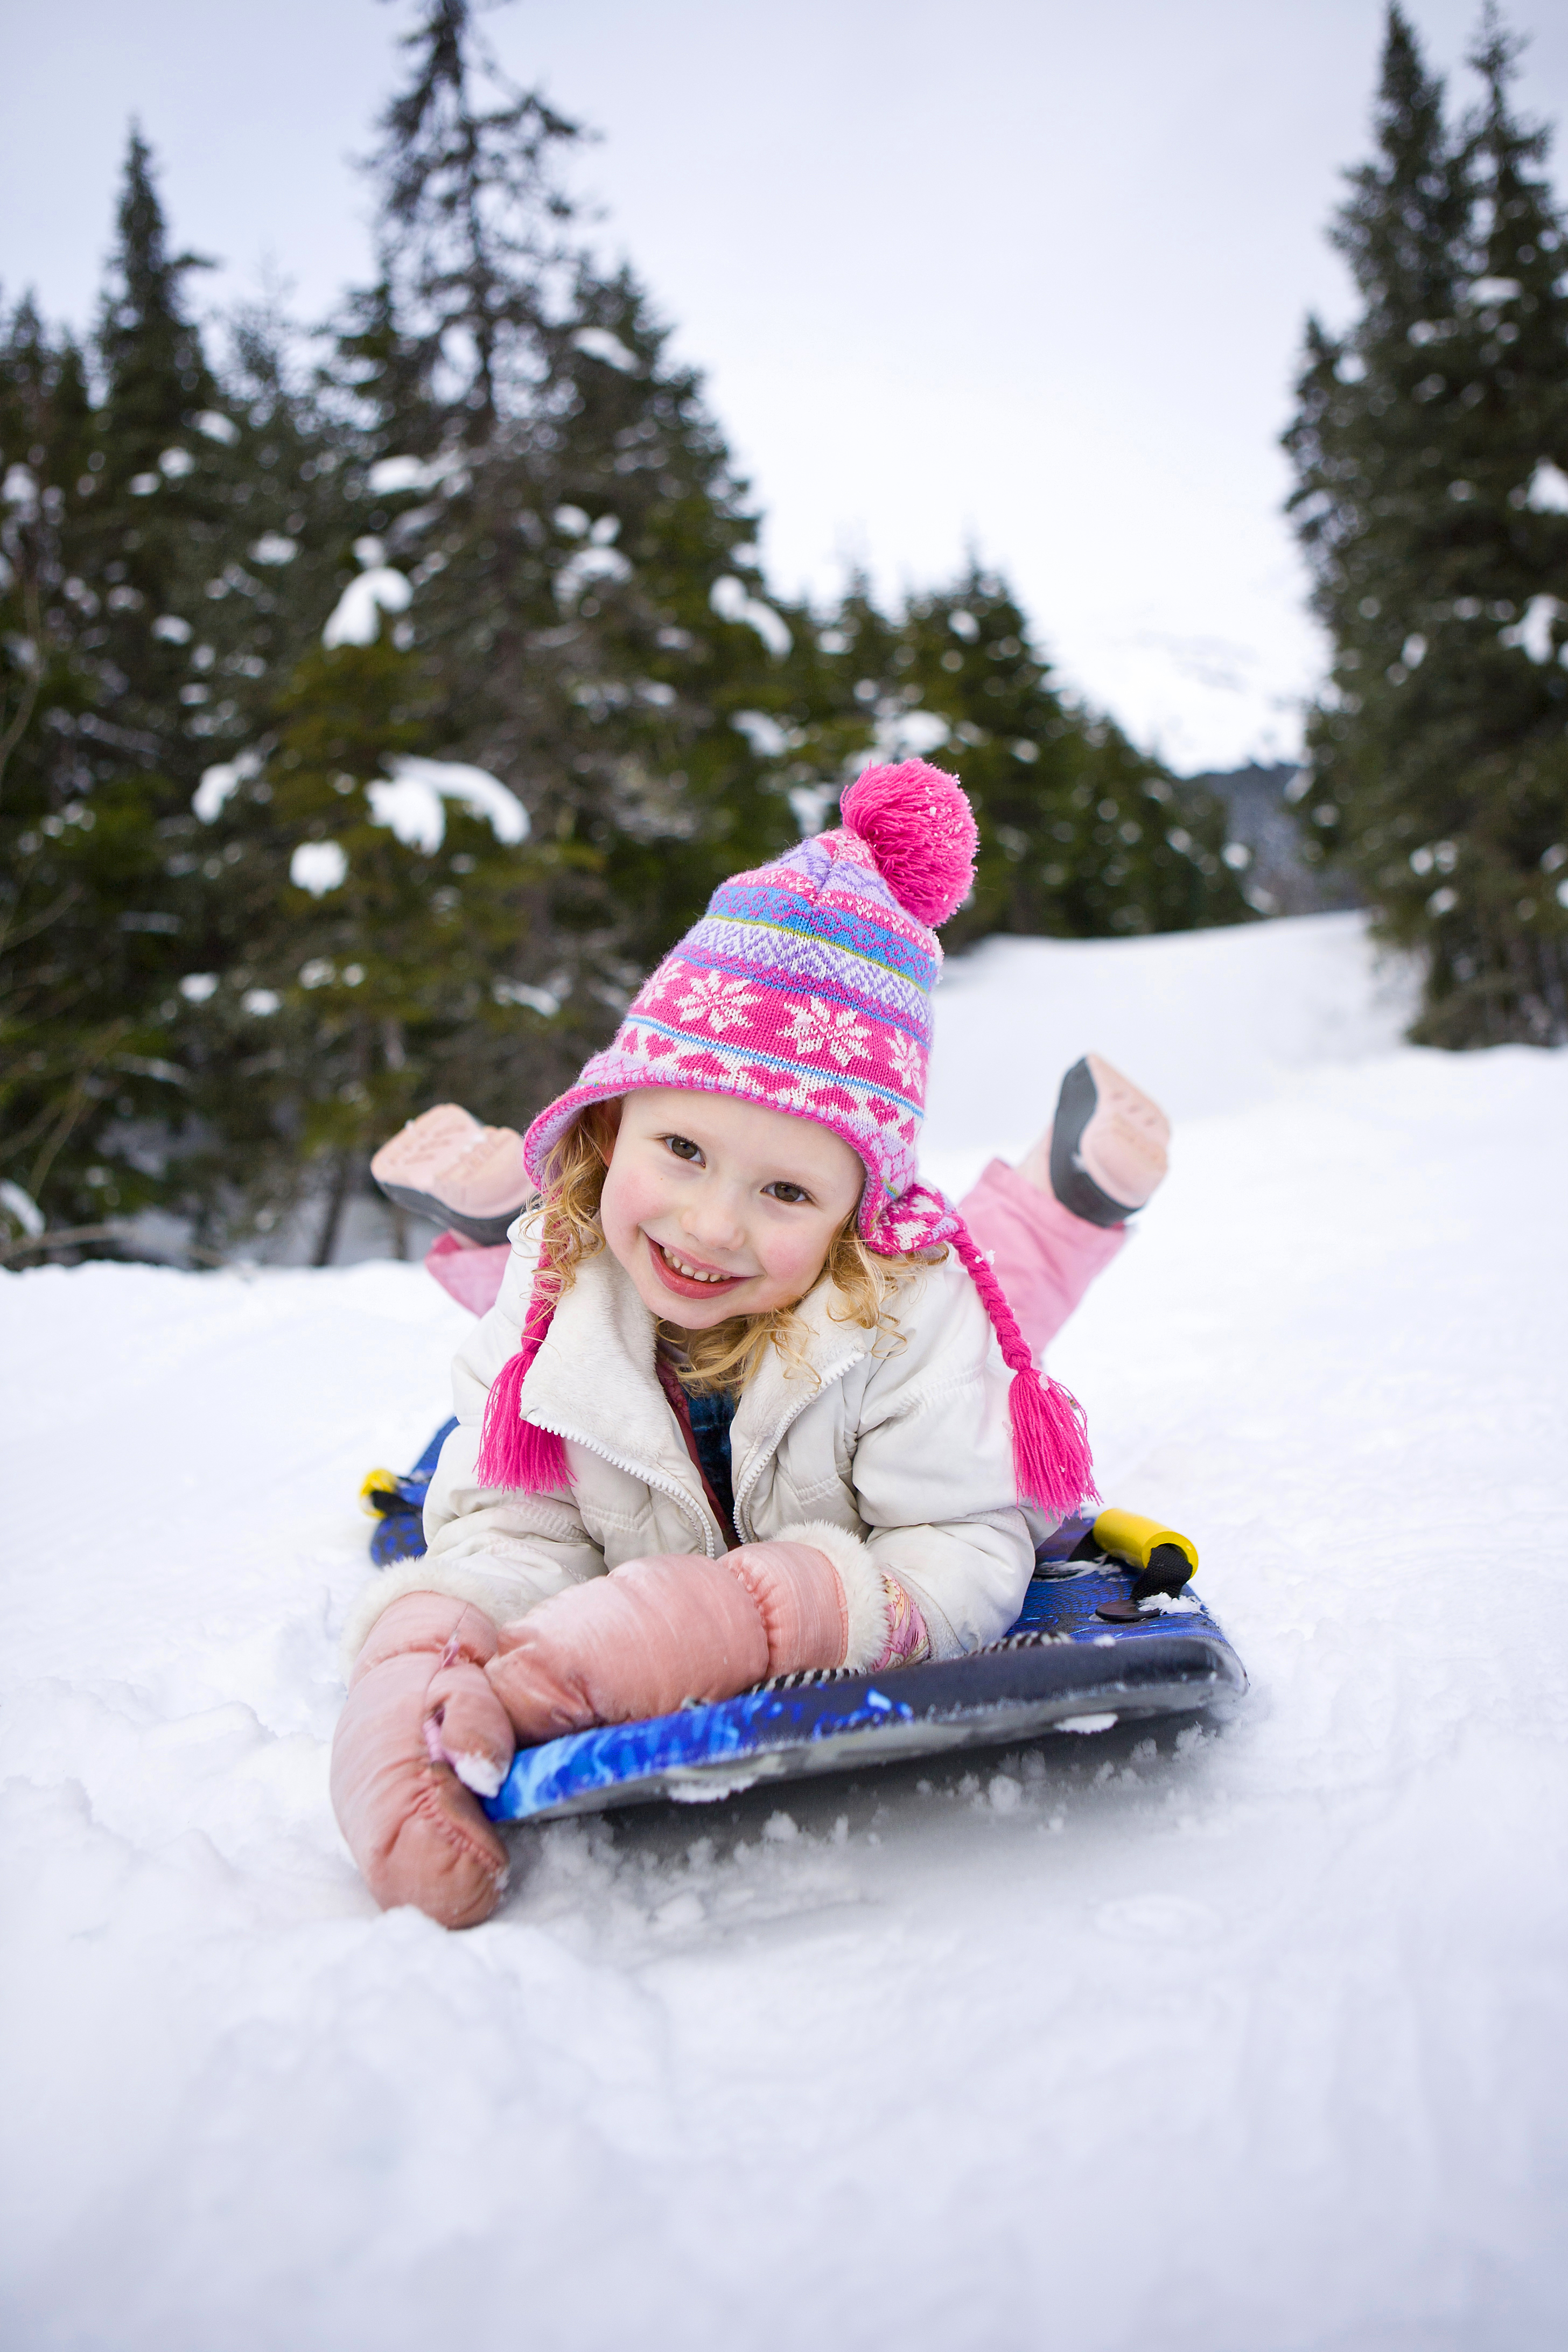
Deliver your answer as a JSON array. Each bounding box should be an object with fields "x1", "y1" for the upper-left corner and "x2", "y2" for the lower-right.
[
  {"x1": 370, "y1": 1103, "x2": 530, "y2": 1246},
  {"x1": 1021, "y1": 1054, "x2": 1170, "y2": 1228}
]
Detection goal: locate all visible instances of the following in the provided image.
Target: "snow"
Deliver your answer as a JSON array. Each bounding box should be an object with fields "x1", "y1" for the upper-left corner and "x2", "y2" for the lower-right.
[
  {"x1": 572, "y1": 326, "x2": 640, "y2": 373},
  {"x1": 323, "y1": 564, "x2": 412, "y2": 648},
  {"x1": 1501, "y1": 596, "x2": 1563, "y2": 668},
  {"x1": 289, "y1": 839, "x2": 348, "y2": 897},
  {"x1": 709, "y1": 571, "x2": 793, "y2": 657},
  {"x1": 368, "y1": 755, "x2": 529, "y2": 852},
  {"x1": 3, "y1": 460, "x2": 40, "y2": 515},
  {"x1": 921, "y1": 909, "x2": 1420, "y2": 1196},
  {"x1": 554, "y1": 541, "x2": 633, "y2": 606},
  {"x1": 0, "y1": 1177, "x2": 44, "y2": 1236},
  {"x1": 195, "y1": 753, "x2": 526, "y2": 857},
  {"x1": 874, "y1": 704, "x2": 951, "y2": 761},
  {"x1": 731, "y1": 709, "x2": 790, "y2": 759},
  {"x1": 493, "y1": 978, "x2": 562, "y2": 1017},
  {"x1": 1527, "y1": 460, "x2": 1568, "y2": 516},
  {"x1": 4, "y1": 911, "x2": 1567, "y2": 2350},
  {"x1": 367, "y1": 454, "x2": 439, "y2": 495},
  {"x1": 192, "y1": 750, "x2": 261, "y2": 823}
]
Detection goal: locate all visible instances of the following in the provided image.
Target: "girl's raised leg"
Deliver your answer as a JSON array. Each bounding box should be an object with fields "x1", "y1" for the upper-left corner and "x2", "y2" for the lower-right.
[
  {"x1": 371, "y1": 1103, "x2": 528, "y2": 1315},
  {"x1": 957, "y1": 1055, "x2": 1170, "y2": 1363}
]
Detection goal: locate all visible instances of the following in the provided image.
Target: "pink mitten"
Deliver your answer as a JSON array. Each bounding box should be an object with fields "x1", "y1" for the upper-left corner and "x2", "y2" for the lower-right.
[
  {"x1": 487, "y1": 1541, "x2": 848, "y2": 1746},
  {"x1": 331, "y1": 1592, "x2": 515, "y2": 1930}
]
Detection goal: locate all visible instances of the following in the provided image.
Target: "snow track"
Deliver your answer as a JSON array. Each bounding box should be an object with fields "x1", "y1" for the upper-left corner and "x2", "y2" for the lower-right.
[{"x1": 3, "y1": 914, "x2": 1565, "y2": 2351}]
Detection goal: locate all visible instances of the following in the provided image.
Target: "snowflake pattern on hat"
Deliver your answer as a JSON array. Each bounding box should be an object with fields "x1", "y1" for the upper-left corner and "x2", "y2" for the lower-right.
[{"x1": 522, "y1": 766, "x2": 979, "y2": 1254}]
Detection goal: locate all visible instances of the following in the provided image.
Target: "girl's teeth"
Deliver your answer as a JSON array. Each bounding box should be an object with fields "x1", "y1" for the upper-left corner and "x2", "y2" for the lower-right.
[{"x1": 666, "y1": 1250, "x2": 727, "y2": 1282}]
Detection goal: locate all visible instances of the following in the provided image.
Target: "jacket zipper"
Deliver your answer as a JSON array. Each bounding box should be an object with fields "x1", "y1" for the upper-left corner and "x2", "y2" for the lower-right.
[
  {"x1": 523, "y1": 1417, "x2": 725, "y2": 1558},
  {"x1": 730, "y1": 1349, "x2": 863, "y2": 1542},
  {"x1": 527, "y1": 1339, "x2": 866, "y2": 1555}
]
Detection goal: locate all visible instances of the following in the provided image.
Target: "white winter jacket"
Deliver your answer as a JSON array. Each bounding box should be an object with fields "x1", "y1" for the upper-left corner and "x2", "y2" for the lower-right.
[{"x1": 345, "y1": 1227, "x2": 1051, "y2": 1669}]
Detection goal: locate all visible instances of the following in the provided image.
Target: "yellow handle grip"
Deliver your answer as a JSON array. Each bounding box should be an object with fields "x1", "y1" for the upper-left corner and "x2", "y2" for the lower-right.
[
  {"x1": 358, "y1": 1467, "x2": 401, "y2": 1519},
  {"x1": 1091, "y1": 1508, "x2": 1199, "y2": 1576}
]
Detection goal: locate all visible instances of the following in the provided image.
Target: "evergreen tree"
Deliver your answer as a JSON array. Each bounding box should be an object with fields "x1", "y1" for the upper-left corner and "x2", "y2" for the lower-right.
[
  {"x1": 1285, "y1": 4, "x2": 1568, "y2": 1045},
  {"x1": 330, "y1": 0, "x2": 800, "y2": 1126},
  {"x1": 151, "y1": 309, "x2": 429, "y2": 1255},
  {"x1": 0, "y1": 137, "x2": 381, "y2": 1250},
  {"x1": 87, "y1": 130, "x2": 225, "y2": 755},
  {"x1": 408, "y1": 262, "x2": 802, "y2": 1046},
  {"x1": 0, "y1": 127, "x2": 225, "y2": 1245},
  {"x1": 365, "y1": 0, "x2": 582, "y2": 444},
  {"x1": 180, "y1": 630, "x2": 555, "y2": 1260}
]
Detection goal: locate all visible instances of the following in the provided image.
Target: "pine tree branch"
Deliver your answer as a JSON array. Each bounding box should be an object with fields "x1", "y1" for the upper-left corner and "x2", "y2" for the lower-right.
[
  {"x1": 0, "y1": 873, "x2": 85, "y2": 964},
  {"x1": 23, "y1": 1020, "x2": 133, "y2": 1200}
]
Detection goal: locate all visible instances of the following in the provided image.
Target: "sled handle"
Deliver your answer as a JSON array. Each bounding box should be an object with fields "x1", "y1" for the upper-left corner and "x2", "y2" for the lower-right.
[
  {"x1": 358, "y1": 1467, "x2": 402, "y2": 1520},
  {"x1": 1091, "y1": 1508, "x2": 1197, "y2": 1573},
  {"x1": 1092, "y1": 1509, "x2": 1198, "y2": 1602}
]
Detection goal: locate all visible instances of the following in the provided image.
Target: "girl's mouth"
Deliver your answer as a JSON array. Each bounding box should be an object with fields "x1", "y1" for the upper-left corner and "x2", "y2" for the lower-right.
[{"x1": 647, "y1": 1237, "x2": 750, "y2": 1300}]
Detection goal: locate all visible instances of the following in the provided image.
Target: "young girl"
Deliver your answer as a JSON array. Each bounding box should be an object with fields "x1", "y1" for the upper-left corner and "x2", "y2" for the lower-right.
[{"x1": 332, "y1": 761, "x2": 1170, "y2": 1929}]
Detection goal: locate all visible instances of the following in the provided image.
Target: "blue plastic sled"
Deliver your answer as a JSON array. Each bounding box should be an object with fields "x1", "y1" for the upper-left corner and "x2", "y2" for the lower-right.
[
  {"x1": 358, "y1": 1443, "x2": 1247, "y2": 1826},
  {"x1": 481, "y1": 1541, "x2": 1247, "y2": 1826}
]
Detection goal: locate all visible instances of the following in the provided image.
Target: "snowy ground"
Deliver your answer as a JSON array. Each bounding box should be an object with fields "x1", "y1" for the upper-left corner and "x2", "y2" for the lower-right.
[{"x1": 3, "y1": 913, "x2": 1566, "y2": 2352}]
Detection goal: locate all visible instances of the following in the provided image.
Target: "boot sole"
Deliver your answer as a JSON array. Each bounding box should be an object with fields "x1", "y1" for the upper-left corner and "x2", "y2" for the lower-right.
[
  {"x1": 370, "y1": 1103, "x2": 483, "y2": 1189},
  {"x1": 1048, "y1": 1055, "x2": 1170, "y2": 1227},
  {"x1": 372, "y1": 1180, "x2": 522, "y2": 1249}
]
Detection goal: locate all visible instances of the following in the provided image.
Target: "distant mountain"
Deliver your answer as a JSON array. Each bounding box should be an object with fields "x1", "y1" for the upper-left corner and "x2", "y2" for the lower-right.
[{"x1": 1189, "y1": 764, "x2": 1361, "y2": 918}]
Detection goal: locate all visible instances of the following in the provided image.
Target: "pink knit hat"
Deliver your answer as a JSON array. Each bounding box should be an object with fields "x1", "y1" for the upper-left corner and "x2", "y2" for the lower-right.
[{"x1": 479, "y1": 761, "x2": 1095, "y2": 1519}]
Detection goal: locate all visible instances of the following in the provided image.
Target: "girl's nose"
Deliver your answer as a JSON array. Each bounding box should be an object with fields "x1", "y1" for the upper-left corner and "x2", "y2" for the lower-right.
[{"x1": 682, "y1": 1190, "x2": 747, "y2": 1255}]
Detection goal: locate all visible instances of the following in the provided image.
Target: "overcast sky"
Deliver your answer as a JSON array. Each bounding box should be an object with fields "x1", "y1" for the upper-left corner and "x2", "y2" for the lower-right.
[{"x1": 4, "y1": 0, "x2": 1566, "y2": 773}]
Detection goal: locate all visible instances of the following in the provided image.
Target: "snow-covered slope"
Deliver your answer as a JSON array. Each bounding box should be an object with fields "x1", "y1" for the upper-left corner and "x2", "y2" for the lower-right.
[
  {"x1": 922, "y1": 906, "x2": 1420, "y2": 1194},
  {"x1": 3, "y1": 913, "x2": 1566, "y2": 2352}
]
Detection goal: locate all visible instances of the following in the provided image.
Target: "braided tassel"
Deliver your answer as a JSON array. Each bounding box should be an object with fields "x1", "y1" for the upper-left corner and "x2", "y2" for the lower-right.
[
  {"x1": 948, "y1": 1217, "x2": 1098, "y2": 1520},
  {"x1": 473, "y1": 1266, "x2": 571, "y2": 1493}
]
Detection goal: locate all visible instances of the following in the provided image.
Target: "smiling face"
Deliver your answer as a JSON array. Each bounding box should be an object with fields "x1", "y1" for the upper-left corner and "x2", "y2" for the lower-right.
[{"x1": 596, "y1": 1088, "x2": 866, "y2": 1332}]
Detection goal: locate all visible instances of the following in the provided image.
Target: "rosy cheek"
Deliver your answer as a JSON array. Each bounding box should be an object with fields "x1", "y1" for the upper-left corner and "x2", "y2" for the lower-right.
[
  {"x1": 600, "y1": 1160, "x2": 664, "y2": 1254},
  {"x1": 757, "y1": 1222, "x2": 831, "y2": 1296}
]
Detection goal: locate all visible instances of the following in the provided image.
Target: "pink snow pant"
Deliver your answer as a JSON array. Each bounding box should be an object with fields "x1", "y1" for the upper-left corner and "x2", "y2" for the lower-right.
[{"x1": 423, "y1": 1158, "x2": 1126, "y2": 1361}]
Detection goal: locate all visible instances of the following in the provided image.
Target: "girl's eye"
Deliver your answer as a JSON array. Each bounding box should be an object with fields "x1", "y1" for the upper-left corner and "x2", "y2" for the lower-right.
[
  {"x1": 765, "y1": 1181, "x2": 811, "y2": 1205},
  {"x1": 664, "y1": 1135, "x2": 703, "y2": 1164}
]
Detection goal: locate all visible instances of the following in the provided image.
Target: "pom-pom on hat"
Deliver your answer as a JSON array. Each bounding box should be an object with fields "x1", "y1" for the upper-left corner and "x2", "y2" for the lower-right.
[{"x1": 481, "y1": 760, "x2": 1096, "y2": 1521}]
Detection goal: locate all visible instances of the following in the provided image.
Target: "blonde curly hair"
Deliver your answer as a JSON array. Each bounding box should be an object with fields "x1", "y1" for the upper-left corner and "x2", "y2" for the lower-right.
[{"x1": 524, "y1": 1100, "x2": 942, "y2": 1395}]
